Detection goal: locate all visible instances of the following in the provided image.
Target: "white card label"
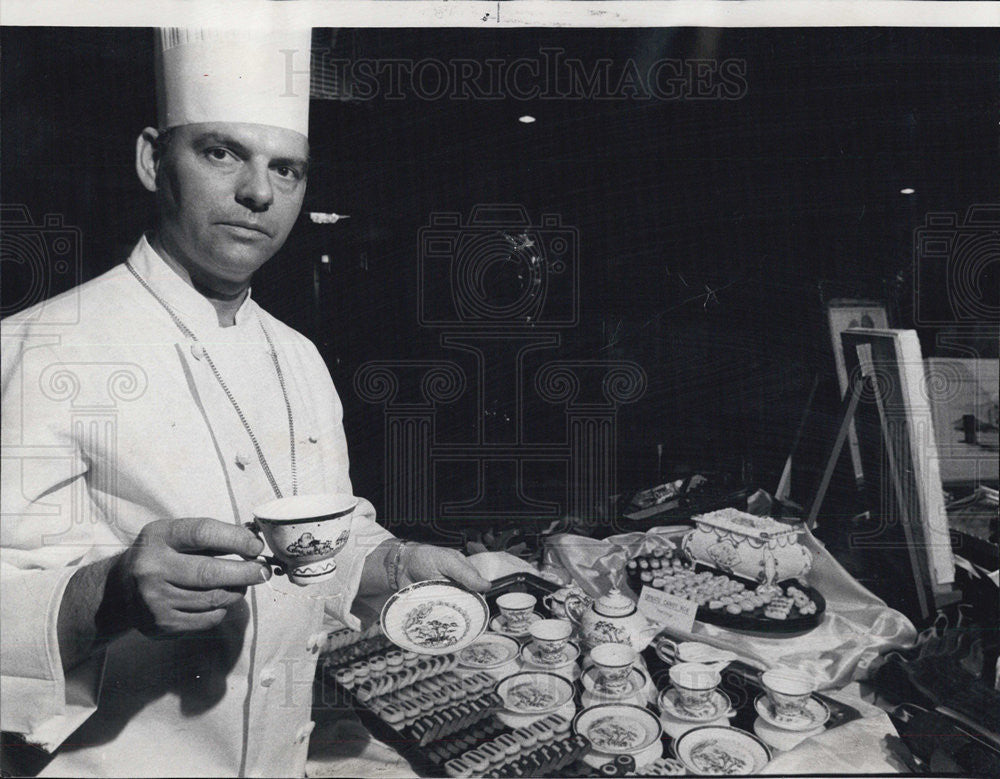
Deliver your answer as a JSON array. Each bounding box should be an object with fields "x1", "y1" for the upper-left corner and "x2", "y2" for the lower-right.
[{"x1": 637, "y1": 586, "x2": 698, "y2": 633}]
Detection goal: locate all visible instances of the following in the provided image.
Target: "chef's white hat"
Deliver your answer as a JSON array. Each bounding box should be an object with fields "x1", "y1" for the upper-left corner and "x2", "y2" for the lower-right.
[{"x1": 155, "y1": 28, "x2": 312, "y2": 137}]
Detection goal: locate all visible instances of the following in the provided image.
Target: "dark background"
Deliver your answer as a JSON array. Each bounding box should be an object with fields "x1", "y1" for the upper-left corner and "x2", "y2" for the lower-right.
[{"x1": 3, "y1": 27, "x2": 998, "y2": 532}]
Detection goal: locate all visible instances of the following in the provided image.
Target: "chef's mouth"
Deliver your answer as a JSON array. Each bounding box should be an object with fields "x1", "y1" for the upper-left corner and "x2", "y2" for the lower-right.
[{"x1": 218, "y1": 222, "x2": 272, "y2": 238}]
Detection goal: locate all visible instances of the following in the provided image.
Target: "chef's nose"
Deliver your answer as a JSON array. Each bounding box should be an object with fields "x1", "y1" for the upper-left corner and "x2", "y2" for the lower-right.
[{"x1": 235, "y1": 160, "x2": 273, "y2": 213}]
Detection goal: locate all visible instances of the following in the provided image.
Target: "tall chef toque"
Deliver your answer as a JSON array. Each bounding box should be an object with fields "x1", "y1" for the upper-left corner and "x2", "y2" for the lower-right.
[{"x1": 155, "y1": 28, "x2": 312, "y2": 137}]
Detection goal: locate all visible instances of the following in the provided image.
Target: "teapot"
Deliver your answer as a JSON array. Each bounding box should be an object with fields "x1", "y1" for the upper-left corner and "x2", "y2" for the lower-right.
[{"x1": 564, "y1": 587, "x2": 652, "y2": 650}]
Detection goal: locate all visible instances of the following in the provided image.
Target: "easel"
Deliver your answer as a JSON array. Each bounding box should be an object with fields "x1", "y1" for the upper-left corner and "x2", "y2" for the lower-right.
[{"x1": 807, "y1": 335, "x2": 960, "y2": 623}]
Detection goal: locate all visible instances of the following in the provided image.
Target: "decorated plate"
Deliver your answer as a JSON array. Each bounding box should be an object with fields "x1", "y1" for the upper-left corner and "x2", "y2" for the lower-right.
[
  {"x1": 456, "y1": 634, "x2": 521, "y2": 669},
  {"x1": 581, "y1": 666, "x2": 648, "y2": 698},
  {"x1": 520, "y1": 640, "x2": 581, "y2": 668},
  {"x1": 658, "y1": 688, "x2": 734, "y2": 722},
  {"x1": 754, "y1": 695, "x2": 830, "y2": 732},
  {"x1": 673, "y1": 726, "x2": 771, "y2": 775},
  {"x1": 496, "y1": 672, "x2": 574, "y2": 714},
  {"x1": 574, "y1": 704, "x2": 662, "y2": 755},
  {"x1": 489, "y1": 612, "x2": 543, "y2": 637},
  {"x1": 380, "y1": 579, "x2": 489, "y2": 655}
]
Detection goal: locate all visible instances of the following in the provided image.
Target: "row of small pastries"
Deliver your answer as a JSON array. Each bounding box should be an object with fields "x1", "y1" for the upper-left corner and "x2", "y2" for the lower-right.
[
  {"x1": 349, "y1": 654, "x2": 462, "y2": 700},
  {"x1": 445, "y1": 713, "x2": 574, "y2": 777}
]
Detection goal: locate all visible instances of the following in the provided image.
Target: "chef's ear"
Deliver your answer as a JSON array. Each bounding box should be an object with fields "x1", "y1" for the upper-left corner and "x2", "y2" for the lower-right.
[{"x1": 136, "y1": 127, "x2": 162, "y2": 193}]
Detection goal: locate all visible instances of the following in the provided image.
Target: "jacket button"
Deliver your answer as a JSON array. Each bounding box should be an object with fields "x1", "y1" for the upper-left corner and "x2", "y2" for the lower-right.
[
  {"x1": 295, "y1": 720, "x2": 316, "y2": 744},
  {"x1": 260, "y1": 668, "x2": 277, "y2": 688},
  {"x1": 306, "y1": 632, "x2": 327, "y2": 653},
  {"x1": 190, "y1": 343, "x2": 205, "y2": 361}
]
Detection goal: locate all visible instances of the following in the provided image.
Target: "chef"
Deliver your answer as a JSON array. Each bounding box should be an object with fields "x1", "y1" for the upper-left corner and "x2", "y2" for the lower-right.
[{"x1": 0, "y1": 28, "x2": 488, "y2": 777}]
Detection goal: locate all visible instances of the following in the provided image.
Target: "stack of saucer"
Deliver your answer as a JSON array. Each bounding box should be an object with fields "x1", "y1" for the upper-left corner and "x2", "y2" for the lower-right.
[
  {"x1": 519, "y1": 618, "x2": 579, "y2": 680},
  {"x1": 656, "y1": 663, "x2": 734, "y2": 738},
  {"x1": 656, "y1": 686, "x2": 736, "y2": 738},
  {"x1": 573, "y1": 703, "x2": 664, "y2": 769},
  {"x1": 753, "y1": 668, "x2": 828, "y2": 751},
  {"x1": 494, "y1": 671, "x2": 576, "y2": 728}
]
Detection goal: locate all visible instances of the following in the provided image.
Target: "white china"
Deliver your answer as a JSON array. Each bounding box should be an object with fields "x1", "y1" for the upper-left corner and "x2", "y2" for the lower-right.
[
  {"x1": 574, "y1": 704, "x2": 663, "y2": 755},
  {"x1": 496, "y1": 671, "x2": 574, "y2": 715},
  {"x1": 581, "y1": 666, "x2": 648, "y2": 699},
  {"x1": 673, "y1": 725, "x2": 771, "y2": 775},
  {"x1": 528, "y1": 618, "x2": 574, "y2": 660},
  {"x1": 564, "y1": 587, "x2": 652, "y2": 650},
  {"x1": 489, "y1": 612, "x2": 542, "y2": 637},
  {"x1": 520, "y1": 640, "x2": 582, "y2": 669},
  {"x1": 589, "y1": 642, "x2": 637, "y2": 696},
  {"x1": 754, "y1": 695, "x2": 830, "y2": 732},
  {"x1": 380, "y1": 579, "x2": 489, "y2": 655},
  {"x1": 760, "y1": 667, "x2": 816, "y2": 717},
  {"x1": 496, "y1": 592, "x2": 537, "y2": 632},
  {"x1": 681, "y1": 508, "x2": 812, "y2": 586},
  {"x1": 658, "y1": 688, "x2": 734, "y2": 723},
  {"x1": 668, "y1": 662, "x2": 722, "y2": 711},
  {"x1": 252, "y1": 493, "x2": 358, "y2": 585},
  {"x1": 456, "y1": 634, "x2": 520, "y2": 670}
]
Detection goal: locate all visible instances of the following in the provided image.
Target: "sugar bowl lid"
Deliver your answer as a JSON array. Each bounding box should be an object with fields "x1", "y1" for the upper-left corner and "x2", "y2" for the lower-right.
[{"x1": 594, "y1": 587, "x2": 635, "y2": 617}]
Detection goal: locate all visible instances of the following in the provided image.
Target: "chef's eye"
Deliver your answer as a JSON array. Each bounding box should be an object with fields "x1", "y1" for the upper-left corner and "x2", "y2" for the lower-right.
[
  {"x1": 206, "y1": 147, "x2": 236, "y2": 162},
  {"x1": 274, "y1": 165, "x2": 301, "y2": 181}
]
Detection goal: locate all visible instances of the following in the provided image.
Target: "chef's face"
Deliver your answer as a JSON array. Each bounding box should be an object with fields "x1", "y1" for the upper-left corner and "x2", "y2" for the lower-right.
[{"x1": 144, "y1": 122, "x2": 309, "y2": 294}]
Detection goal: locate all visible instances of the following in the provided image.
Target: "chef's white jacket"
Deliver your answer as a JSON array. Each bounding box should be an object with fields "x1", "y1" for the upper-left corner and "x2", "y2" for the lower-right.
[{"x1": 1, "y1": 236, "x2": 393, "y2": 776}]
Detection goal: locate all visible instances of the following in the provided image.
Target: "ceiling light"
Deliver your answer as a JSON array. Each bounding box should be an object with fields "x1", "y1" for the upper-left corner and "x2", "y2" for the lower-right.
[
  {"x1": 518, "y1": 115, "x2": 536, "y2": 124},
  {"x1": 900, "y1": 188, "x2": 915, "y2": 195}
]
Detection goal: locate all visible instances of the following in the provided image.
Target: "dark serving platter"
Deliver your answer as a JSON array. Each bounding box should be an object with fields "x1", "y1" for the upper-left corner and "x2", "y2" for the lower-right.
[{"x1": 625, "y1": 560, "x2": 826, "y2": 635}]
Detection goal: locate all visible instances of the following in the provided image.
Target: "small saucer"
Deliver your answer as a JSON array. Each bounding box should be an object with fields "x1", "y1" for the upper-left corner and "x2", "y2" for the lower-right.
[
  {"x1": 490, "y1": 612, "x2": 543, "y2": 637},
  {"x1": 754, "y1": 717, "x2": 825, "y2": 752},
  {"x1": 520, "y1": 640, "x2": 581, "y2": 668},
  {"x1": 754, "y1": 695, "x2": 830, "y2": 732},
  {"x1": 581, "y1": 666, "x2": 648, "y2": 698},
  {"x1": 658, "y1": 688, "x2": 734, "y2": 723}
]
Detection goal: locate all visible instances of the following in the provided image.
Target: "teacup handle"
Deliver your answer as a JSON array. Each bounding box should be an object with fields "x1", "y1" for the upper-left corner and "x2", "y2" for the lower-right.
[
  {"x1": 243, "y1": 521, "x2": 285, "y2": 577},
  {"x1": 563, "y1": 592, "x2": 587, "y2": 625}
]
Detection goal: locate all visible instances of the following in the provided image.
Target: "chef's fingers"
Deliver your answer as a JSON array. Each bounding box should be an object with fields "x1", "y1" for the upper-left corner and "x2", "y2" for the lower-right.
[
  {"x1": 432, "y1": 549, "x2": 491, "y2": 592},
  {"x1": 166, "y1": 553, "x2": 272, "y2": 590},
  {"x1": 165, "y1": 583, "x2": 250, "y2": 613},
  {"x1": 164, "y1": 517, "x2": 265, "y2": 558}
]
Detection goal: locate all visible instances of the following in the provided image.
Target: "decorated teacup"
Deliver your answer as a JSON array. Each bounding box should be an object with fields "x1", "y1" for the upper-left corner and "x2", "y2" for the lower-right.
[
  {"x1": 496, "y1": 592, "x2": 536, "y2": 631},
  {"x1": 590, "y1": 642, "x2": 637, "y2": 695},
  {"x1": 669, "y1": 662, "x2": 721, "y2": 713},
  {"x1": 252, "y1": 493, "x2": 357, "y2": 586},
  {"x1": 529, "y1": 619, "x2": 573, "y2": 660},
  {"x1": 761, "y1": 667, "x2": 815, "y2": 717}
]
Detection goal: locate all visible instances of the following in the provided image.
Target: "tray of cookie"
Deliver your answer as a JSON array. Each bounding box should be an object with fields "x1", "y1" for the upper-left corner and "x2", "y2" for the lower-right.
[
  {"x1": 319, "y1": 573, "x2": 587, "y2": 777},
  {"x1": 625, "y1": 548, "x2": 825, "y2": 634}
]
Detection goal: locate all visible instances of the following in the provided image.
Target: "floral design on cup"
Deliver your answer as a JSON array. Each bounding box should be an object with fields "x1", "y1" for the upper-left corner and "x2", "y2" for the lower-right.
[{"x1": 285, "y1": 528, "x2": 348, "y2": 558}]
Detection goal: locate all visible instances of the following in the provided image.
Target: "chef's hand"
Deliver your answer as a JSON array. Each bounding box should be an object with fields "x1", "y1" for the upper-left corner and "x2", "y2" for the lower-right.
[
  {"x1": 399, "y1": 543, "x2": 491, "y2": 592},
  {"x1": 112, "y1": 517, "x2": 272, "y2": 637}
]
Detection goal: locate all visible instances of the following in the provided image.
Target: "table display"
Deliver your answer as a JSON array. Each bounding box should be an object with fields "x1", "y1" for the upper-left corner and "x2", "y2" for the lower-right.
[{"x1": 313, "y1": 520, "x2": 998, "y2": 776}]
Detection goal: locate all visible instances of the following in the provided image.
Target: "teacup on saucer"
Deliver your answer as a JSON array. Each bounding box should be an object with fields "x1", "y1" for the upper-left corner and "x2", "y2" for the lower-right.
[
  {"x1": 490, "y1": 612, "x2": 542, "y2": 637},
  {"x1": 581, "y1": 665, "x2": 648, "y2": 699},
  {"x1": 658, "y1": 687, "x2": 734, "y2": 723},
  {"x1": 521, "y1": 640, "x2": 581, "y2": 668}
]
